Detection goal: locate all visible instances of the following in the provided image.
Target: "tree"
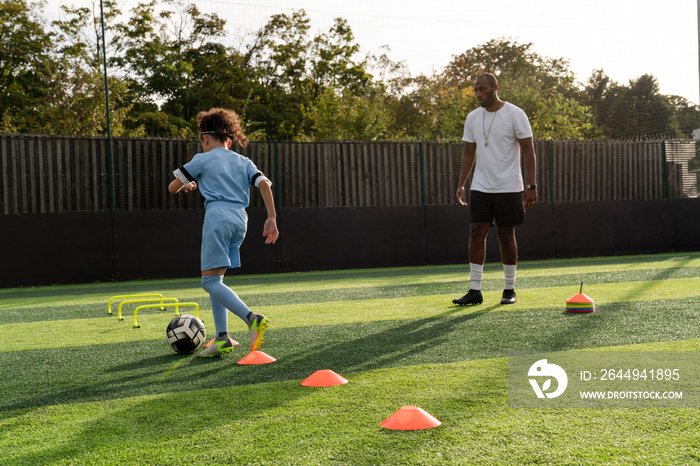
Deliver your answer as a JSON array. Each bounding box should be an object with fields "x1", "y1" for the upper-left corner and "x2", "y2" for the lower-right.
[
  {"x1": 0, "y1": 0, "x2": 55, "y2": 132},
  {"x1": 53, "y1": 0, "x2": 122, "y2": 70},
  {"x1": 113, "y1": 0, "x2": 232, "y2": 136},
  {"x1": 584, "y1": 71, "x2": 689, "y2": 139},
  {"x1": 395, "y1": 74, "x2": 476, "y2": 141},
  {"x1": 6, "y1": 4, "x2": 693, "y2": 142},
  {"x1": 664, "y1": 95, "x2": 698, "y2": 139},
  {"x1": 308, "y1": 18, "x2": 366, "y2": 96},
  {"x1": 308, "y1": 86, "x2": 391, "y2": 141},
  {"x1": 240, "y1": 10, "x2": 370, "y2": 140},
  {"x1": 45, "y1": 0, "x2": 139, "y2": 136},
  {"x1": 37, "y1": 70, "x2": 136, "y2": 136}
]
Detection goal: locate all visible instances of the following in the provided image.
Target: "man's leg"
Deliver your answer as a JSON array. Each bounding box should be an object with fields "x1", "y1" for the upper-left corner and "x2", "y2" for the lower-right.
[
  {"x1": 497, "y1": 226, "x2": 517, "y2": 304},
  {"x1": 469, "y1": 222, "x2": 490, "y2": 267},
  {"x1": 453, "y1": 222, "x2": 490, "y2": 305}
]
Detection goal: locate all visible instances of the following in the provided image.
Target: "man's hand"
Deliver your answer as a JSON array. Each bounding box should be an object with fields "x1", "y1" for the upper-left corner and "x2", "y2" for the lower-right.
[
  {"x1": 455, "y1": 186, "x2": 468, "y2": 206},
  {"x1": 525, "y1": 188, "x2": 537, "y2": 209}
]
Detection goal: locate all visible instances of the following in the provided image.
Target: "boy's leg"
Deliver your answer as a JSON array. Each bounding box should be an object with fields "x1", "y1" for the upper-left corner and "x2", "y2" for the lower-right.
[
  {"x1": 198, "y1": 274, "x2": 247, "y2": 357},
  {"x1": 202, "y1": 274, "x2": 250, "y2": 323},
  {"x1": 209, "y1": 295, "x2": 228, "y2": 336},
  {"x1": 197, "y1": 295, "x2": 236, "y2": 357},
  {"x1": 201, "y1": 273, "x2": 270, "y2": 352}
]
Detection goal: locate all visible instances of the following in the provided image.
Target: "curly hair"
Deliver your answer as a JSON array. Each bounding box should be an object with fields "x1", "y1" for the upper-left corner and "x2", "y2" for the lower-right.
[{"x1": 196, "y1": 108, "x2": 249, "y2": 148}]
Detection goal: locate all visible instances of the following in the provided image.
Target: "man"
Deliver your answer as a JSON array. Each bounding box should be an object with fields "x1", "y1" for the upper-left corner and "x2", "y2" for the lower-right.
[{"x1": 453, "y1": 73, "x2": 537, "y2": 306}]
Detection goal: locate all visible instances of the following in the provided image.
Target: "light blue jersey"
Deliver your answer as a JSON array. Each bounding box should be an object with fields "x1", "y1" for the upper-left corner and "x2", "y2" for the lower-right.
[
  {"x1": 173, "y1": 147, "x2": 270, "y2": 271},
  {"x1": 175, "y1": 147, "x2": 267, "y2": 208}
]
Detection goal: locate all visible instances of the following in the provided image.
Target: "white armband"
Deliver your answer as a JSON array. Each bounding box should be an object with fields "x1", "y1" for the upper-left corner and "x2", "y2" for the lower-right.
[
  {"x1": 253, "y1": 174, "x2": 271, "y2": 188},
  {"x1": 173, "y1": 168, "x2": 191, "y2": 185}
]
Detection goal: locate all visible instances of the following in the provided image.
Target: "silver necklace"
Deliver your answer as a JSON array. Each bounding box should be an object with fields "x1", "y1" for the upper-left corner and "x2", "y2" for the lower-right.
[{"x1": 482, "y1": 107, "x2": 499, "y2": 147}]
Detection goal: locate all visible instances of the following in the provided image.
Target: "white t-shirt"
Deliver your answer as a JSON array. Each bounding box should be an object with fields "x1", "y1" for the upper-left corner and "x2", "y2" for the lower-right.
[{"x1": 462, "y1": 102, "x2": 532, "y2": 193}]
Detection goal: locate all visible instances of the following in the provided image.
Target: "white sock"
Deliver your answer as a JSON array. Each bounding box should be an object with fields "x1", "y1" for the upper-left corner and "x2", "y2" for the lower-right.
[
  {"x1": 469, "y1": 263, "x2": 483, "y2": 291},
  {"x1": 503, "y1": 264, "x2": 517, "y2": 290}
]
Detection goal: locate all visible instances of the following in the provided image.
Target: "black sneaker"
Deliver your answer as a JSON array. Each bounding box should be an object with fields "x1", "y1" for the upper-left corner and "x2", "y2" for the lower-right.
[
  {"x1": 453, "y1": 289, "x2": 483, "y2": 305},
  {"x1": 501, "y1": 289, "x2": 516, "y2": 304}
]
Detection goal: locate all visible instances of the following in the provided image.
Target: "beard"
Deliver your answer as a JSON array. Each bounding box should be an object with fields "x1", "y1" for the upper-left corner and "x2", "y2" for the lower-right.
[
  {"x1": 479, "y1": 90, "x2": 495, "y2": 108},
  {"x1": 479, "y1": 90, "x2": 496, "y2": 108}
]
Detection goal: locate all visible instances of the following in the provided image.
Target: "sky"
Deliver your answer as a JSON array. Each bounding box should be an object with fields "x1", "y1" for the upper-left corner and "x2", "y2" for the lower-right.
[{"x1": 43, "y1": 0, "x2": 700, "y2": 105}]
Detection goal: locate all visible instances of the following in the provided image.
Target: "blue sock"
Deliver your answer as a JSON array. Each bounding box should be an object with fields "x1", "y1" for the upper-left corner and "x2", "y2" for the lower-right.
[
  {"x1": 201, "y1": 275, "x2": 251, "y2": 326},
  {"x1": 209, "y1": 296, "x2": 228, "y2": 336}
]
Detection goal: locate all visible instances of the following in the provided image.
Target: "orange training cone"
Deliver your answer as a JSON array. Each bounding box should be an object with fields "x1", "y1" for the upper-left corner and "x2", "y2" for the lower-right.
[
  {"x1": 566, "y1": 282, "x2": 595, "y2": 313},
  {"x1": 301, "y1": 370, "x2": 349, "y2": 387},
  {"x1": 380, "y1": 406, "x2": 442, "y2": 430},
  {"x1": 237, "y1": 351, "x2": 276, "y2": 365},
  {"x1": 205, "y1": 337, "x2": 239, "y2": 347}
]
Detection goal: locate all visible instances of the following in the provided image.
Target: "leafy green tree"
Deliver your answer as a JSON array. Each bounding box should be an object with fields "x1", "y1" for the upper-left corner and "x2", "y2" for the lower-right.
[
  {"x1": 242, "y1": 10, "x2": 369, "y2": 140},
  {"x1": 308, "y1": 86, "x2": 391, "y2": 141},
  {"x1": 113, "y1": 0, "x2": 231, "y2": 134},
  {"x1": 228, "y1": 9, "x2": 312, "y2": 139},
  {"x1": 584, "y1": 71, "x2": 689, "y2": 139},
  {"x1": 45, "y1": 0, "x2": 139, "y2": 136},
  {"x1": 38, "y1": 70, "x2": 136, "y2": 136},
  {"x1": 53, "y1": 1, "x2": 122, "y2": 69},
  {"x1": 308, "y1": 18, "x2": 366, "y2": 95},
  {"x1": 396, "y1": 74, "x2": 476, "y2": 141},
  {"x1": 664, "y1": 95, "x2": 698, "y2": 139},
  {"x1": 248, "y1": 9, "x2": 310, "y2": 92},
  {"x1": 0, "y1": 0, "x2": 55, "y2": 132},
  {"x1": 625, "y1": 75, "x2": 673, "y2": 138},
  {"x1": 8, "y1": 3, "x2": 692, "y2": 142}
]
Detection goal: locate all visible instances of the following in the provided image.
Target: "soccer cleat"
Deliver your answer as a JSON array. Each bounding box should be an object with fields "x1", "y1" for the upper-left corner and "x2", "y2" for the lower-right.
[
  {"x1": 248, "y1": 314, "x2": 270, "y2": 352},
  {"x1": 452, "y1": 289, "x2": 483, "y2": 305},
  {"x1": 501, "y1": 289, "x2": 517, "y2": 304},
  {"x1": 197, "y1": 337, "x2": 235, "y2": 357}
]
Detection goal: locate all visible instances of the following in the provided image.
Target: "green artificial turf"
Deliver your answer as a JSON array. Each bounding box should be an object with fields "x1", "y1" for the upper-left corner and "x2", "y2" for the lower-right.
[{"x1": 0, "y1": 252, "x2": 699, "y2": 465}]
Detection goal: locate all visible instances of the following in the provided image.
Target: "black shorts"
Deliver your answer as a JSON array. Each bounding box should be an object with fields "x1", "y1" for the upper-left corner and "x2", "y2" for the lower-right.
[{"x1": 469, "y1": 190, "x2": 525, "y2": 227}]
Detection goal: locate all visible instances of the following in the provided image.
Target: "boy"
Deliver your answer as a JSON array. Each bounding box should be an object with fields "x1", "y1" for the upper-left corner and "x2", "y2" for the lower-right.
[{"x1": 168, "y1": 108, "x2": 279, "y2": 357}]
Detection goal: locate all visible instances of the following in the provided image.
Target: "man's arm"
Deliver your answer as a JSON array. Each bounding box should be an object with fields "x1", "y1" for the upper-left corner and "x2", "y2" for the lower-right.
[
  {"x1": 518, "y1": 137, "x2": 537, "y2": 209},
  {"x1": 455, "y1": 141, "x2": 477, "y2": 205}
]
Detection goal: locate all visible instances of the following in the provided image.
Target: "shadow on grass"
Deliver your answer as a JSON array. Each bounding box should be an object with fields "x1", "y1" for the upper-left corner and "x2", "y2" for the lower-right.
[
  {"x1": 3, "y1": 303, "x2": 499, "y2": 464},
  {"x1": 543, "y1": 255, "x2": 699, "y2": 351},
  {"x1": 9, "y1": 259, "x2": 700, "y2": 325},
  {"x1": 8, "y1": 294, "x2": 700, "y2": 414},
  {"x1": 0, "y1": 303, "x2": 496, "y2": 412},
  {"x1": 5, "y1": 295, "x2": 700, "y2": 463}
]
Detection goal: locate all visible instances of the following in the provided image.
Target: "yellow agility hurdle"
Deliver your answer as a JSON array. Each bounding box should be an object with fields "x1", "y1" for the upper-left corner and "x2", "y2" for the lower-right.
[
  {"x1": 117, "y1": 298, "x2": 179, "y2": 321},
  {"x1": 107, "y1": 294, "x2": 164, "y2": 315},
  {"x1": 132, "y1": 302, "x2": 200, "y2": 328}
]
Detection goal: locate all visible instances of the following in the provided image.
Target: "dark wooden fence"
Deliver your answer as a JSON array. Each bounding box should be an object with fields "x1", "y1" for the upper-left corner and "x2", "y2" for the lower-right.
[{"x1": 0, "y1": 134, "x2": 696, "y2": 214}]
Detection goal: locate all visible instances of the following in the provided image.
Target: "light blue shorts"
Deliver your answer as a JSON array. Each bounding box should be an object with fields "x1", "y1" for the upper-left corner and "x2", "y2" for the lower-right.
[{"x1": 201, "y1": 202, "x2": 248, "y2": 271}]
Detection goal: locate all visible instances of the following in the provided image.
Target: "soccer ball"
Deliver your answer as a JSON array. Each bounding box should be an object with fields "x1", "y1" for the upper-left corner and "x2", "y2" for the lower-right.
[{"x1": 166, "y1": 314, "x2": 206, "y2": 354}]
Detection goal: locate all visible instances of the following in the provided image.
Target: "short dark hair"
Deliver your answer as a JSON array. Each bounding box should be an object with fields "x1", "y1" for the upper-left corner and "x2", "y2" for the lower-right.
[{"x1": 476, "y1": 73, "x2": 498, "y2": 87}]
